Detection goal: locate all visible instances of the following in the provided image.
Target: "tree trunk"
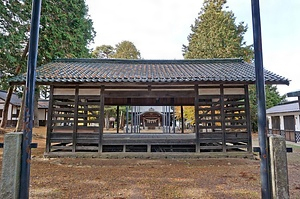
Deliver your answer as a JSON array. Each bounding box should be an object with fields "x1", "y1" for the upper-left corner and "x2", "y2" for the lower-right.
[
  {"x1": 34, "y1": 88, "x2": 39, "y2": 127},
  {"x1": 1, "y1": 41, "x2": 29, "y2": 129},
  {"x1": 15, "y1": 89, "x2": 25, "y2": 132},
  {"x1": 0, "y1": 86, "x2": 14, "y2": 129}
]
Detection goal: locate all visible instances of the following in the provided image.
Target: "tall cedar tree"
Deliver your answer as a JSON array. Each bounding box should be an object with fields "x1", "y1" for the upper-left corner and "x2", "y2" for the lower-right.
[
  {"x1": 0, "y1": 0, "x2": 95, "y2": 128},
  {"x1": 182, "y1": 0, "x2": 285, "y2": 132},
  {"x1": 183, "y1": 0, "x2": 253, "y2": 61}
]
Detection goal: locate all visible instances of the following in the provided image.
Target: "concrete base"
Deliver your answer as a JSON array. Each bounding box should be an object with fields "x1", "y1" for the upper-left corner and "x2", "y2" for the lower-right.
[
  {"x1": 0, "y1": 132, "x2": 23, "y2": 199},
  {"x1": 269, "y1": 134, "x2": 290, "y2": 199}
]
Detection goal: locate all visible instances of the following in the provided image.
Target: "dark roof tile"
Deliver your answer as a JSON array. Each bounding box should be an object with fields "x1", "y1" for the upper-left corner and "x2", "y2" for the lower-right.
[{"x1": 9, "y1": 58, "x2": 289, "y2": 85}]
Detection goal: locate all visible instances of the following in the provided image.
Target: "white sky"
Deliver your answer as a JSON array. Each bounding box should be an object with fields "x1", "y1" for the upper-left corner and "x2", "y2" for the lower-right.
[{"x1": 85, "y1": 0, "x2": 300, "y2": 97}]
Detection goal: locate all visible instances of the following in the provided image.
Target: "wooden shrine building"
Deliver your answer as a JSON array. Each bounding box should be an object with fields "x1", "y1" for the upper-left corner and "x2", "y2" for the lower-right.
[{"x1": 10, "y1": 58, "x2": 289, "y2": 156}]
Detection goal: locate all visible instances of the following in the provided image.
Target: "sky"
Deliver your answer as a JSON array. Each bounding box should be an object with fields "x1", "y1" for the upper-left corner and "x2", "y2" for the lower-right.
[{"x1": 85, "y1": 0, "x2": 300, "y2": 98}]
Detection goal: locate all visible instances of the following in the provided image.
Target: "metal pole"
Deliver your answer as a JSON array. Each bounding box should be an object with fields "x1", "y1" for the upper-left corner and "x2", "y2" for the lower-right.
[
  {"x1": 251, "y1": 0, "x2": 271, "y2": 198},
  {"x1": 19, "y1": 0, "x2": 42, "y2": 198}
]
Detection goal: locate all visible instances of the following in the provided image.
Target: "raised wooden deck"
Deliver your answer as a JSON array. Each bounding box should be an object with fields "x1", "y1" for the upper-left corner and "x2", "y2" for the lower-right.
[{"x1": 47, "y1": 132, "x2": 250, "y2": 155}]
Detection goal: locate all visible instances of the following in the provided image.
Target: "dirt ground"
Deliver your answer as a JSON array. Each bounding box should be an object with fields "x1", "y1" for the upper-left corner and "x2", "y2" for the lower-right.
[{"x1": 0, "y1": 128, "x2": 300, "y2": 198}]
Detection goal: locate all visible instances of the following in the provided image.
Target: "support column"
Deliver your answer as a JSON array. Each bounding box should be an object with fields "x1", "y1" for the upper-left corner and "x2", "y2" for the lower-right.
[
  {"x1": 195, "y1": 85, "x2": 200, "y2": 153},
  {"x1": 116, "y1": 106, "x2": 119, "y2": 133},
  {"x1": 72, "y1": 86, "x2": 79, "y2": 152},
  {"x1": 46, "y1": 86, "x2": 54, "y2": 153},
  {"x1": 294, "y1": 114, "x2": 300, "y2": 131},
  {"x1": 126, "y1": 106, "x2": 129, "y2": 133},
  {"x1": 220, "y1": 85, "x2": 226, "y2": 152},
  {"x1": 245, "y1": 85, "x2": 252, "y2": 152},
  {"x1": 280, "y1": 115, "x2": 285, "y2": 136},
  {"x1": 98, "y1": 87, "x2": 104, "y2": 153},
  {"x1": 181, "y1": 106, "x2": 184, "y2": 134}
]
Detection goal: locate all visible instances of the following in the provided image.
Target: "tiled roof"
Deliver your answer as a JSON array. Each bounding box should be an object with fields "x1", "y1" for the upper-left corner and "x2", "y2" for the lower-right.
[
  {"x1": 0, "y1": 90, "x2": 22, "y2": 106},
  {"x1": 267, "y1": 101, "x2": 300, "y2": 114},
  {"x1": 287, "y1": 90, "x2": 300, "y2": 97},
  {"x1": 9, "y1": 58, "x2": 290, "y2": 85}
]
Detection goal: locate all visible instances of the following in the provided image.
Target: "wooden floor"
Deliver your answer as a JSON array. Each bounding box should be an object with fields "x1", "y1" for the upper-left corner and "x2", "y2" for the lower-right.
[{"x1": 103, "y1": 133, "x2": 196, "y2": 144}]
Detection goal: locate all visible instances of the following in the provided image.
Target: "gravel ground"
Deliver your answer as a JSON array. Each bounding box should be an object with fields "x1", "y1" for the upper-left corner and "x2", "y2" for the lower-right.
[{"x1": 0, "y1": 129, "x2": 299, "y2": 198}]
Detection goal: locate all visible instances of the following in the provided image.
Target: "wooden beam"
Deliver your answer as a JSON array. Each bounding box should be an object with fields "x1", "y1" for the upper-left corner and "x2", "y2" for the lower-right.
[
  {"x1": 220, "y1": 85, "x2": 226, "y2": 152},
  {"x1": 116, "y1": 106, "x2": 119, "y2": 133},
  {"x1": 195, "y1": 84, "x2": 200, "y2": 153},
  {"x1": 46, "y1": 85, "x2": 54, "y2": 153},
  {"x1": 98, "y1": 87, "x2": 104, "y2": 153},
  {"x1": 245, "y1": 85, "x2": 252, "y2": 152},
  {"x1": 103, "y1": 91, "x2": 195, "y2": 98},
  {"x1": 72, "y1": 86, "x2": 79, "y2": 152}
]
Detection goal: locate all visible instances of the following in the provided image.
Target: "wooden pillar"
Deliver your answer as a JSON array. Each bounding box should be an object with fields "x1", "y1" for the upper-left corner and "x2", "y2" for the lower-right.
[
  {"x1": 130, "y1": 106, "x2": 133, "y2": 133},
  {"x1": 195, "y1": 84, "x2": 200, "y2": 152},
  {"x1": 220, "y1": 85, "x2": 226, "y2": 152},
  {"x1": 116, "y1": 106, "x2": 119, "y2": 133},
  {"x1": 98, "y1": 86, "x2": 104, "y2": 153},
  {"x1": 72, "y1": 86, "x2": 79, "y2": 152},
  {"x1": 45, "y1": 85, "x2": 54, "y2": 153},
  {"x1": 181, "y1": 106, "x2": 184, "y2": 134},
  {"x1": 245, "y1": 85, "x2": 252, "y2": 152},
  {"x1": 126, "y1": 106, "x2": 129, "y2": 133}
]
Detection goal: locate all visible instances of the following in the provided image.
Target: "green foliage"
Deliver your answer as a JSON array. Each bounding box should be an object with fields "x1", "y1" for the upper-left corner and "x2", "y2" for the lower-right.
[
  {"x1": 112, "y1": 41, "x2": 141, "y2": 59},
  {"x1": 249, "y1": 85, "x2": 286, "y2": 132},
  {"x1": 92, "y1": 45, "x2": 115, "y2": 58},
  {"x1": 38, "y1": 0, "x2": 96, "y2": 65},
  {"x1": 183, "y1": 0, "x2": 253, "y2": 62},
  {"x1": 92, "y1": 41, "x2": 141, "y2": 60},
  {"x1": 0, "y1": 0, "x2": 96, "y2": 87},
  {"x1": 0, "y1": 0, "x2": 31, "y2": 75}
]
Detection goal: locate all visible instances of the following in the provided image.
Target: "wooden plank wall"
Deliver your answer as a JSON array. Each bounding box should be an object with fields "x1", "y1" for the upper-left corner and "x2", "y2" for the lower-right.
[
  {"x1": 196, "y1": 85, "x2": 251, "y2": 152},
  {"x1": 46, "y1": 84, "x2": 252, "y2": 153},
  {"x1": 47, "y1": 87, "x2": 102, "y2": 152}
]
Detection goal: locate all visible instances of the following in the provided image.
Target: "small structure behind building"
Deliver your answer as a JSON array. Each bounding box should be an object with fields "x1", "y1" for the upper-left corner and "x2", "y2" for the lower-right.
[
  {"x1": 267, "y1": 90, "x2": 300, "y2": 143},
  {"x1": 0, "y1": 90, "x2": 49, "y2": 127}
]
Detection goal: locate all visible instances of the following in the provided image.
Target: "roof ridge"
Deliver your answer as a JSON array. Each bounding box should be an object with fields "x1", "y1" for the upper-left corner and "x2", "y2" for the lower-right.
[{"x1": 52, "y1": 58, "x2": 244, "y2": 64}]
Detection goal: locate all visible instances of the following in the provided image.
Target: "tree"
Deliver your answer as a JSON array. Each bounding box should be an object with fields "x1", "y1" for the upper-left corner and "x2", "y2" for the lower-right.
[
  {"x1": 183, "y1": 0, "x2": 253, "y2": 62},
  {"x1": 92, "y1": 45, "x2": 114, "y2": 58},
  {"x1": 183, "y1": 0, "x2": 286, "y2": 132},
  {"x1": 0, "y1": 0, "x2": 96, "y2": 129},
  {"x1": 91, "y1": 41, "x2": 141, "y2": 129},
  {"x1": 249, "y1": 85, "x2": 286, "y2": 132},
  {"x1": 112, "y1": 41, "x2": 141, "y2": 59}
]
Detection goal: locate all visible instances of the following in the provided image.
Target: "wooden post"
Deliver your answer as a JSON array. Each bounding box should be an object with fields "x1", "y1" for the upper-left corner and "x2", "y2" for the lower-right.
[
  {"x1": 245, "y1": 85, "x2": 252, "y2": 152},
  {"x1": 116, "y1": 106, "x2": 119, "y2": 133},
  {"x1": 98, "y1": 86, "x2": 104, "y2": 153},
  {"x1": 220, "y1": 85, "x2": 226, "y2": 152},
  {"x1": 181, "y1": 106, "x2": 184, "y2": 134},
  {"x1": 195, "y1": 84, "x2": 200, "y2": 152},
  {"x1": 46, "y1": 86, "x2": 54, "y2": 153},
  {"x1": 72, "y1": 86, "x2": 79, "y2": 152}
]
